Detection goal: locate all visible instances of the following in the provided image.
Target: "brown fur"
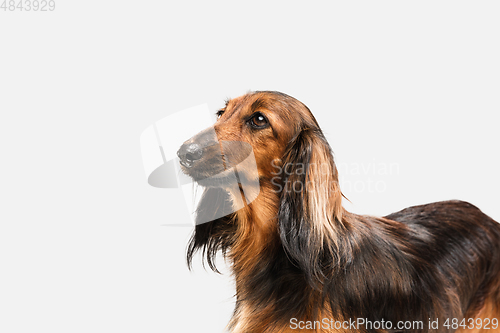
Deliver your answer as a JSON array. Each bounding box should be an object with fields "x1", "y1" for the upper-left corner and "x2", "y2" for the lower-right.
[{"x1": 180, "y1": 91, "x2": 500, "y2": 332}]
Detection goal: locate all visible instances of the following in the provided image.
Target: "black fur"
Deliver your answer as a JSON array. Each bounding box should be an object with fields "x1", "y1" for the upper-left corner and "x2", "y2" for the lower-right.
[{"x1": 184, "y1": 91, "x2": 500, "y2": 332}]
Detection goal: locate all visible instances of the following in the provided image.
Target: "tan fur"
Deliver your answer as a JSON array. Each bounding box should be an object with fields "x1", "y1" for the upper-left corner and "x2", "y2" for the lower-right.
[
  {"x1": 457, "y1": 299, "x2": 500, "y2": 333},
  {"x1": 184, "y1": 91, "x2": 500, "y2": 333}
]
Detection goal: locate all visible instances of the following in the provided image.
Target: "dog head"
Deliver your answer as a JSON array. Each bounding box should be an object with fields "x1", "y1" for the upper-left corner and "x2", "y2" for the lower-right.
[
  {"x1": 183, "y1": 91, "x2": 344, "y2": 284},
  {"x1": 177, "y1": 91, "x2": 303, "y2": 186}
]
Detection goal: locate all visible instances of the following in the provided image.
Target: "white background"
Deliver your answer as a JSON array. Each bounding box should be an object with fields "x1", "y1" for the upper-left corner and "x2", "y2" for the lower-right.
[{"x1": 1, "y1": 1, "x2": 499, "y2": 332}]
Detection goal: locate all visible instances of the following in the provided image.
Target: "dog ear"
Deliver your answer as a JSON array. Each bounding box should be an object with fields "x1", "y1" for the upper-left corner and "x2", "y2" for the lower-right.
[
  {"x1": 277, "y1": 128, "x2": 344, "y2": 287},
  {"x1": 187, "y1": 187, "x2": 236, "y2": 273}
]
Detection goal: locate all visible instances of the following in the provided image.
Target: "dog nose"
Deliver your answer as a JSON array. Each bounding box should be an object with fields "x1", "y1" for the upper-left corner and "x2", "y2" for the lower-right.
[{"x1": 177, "y1": 143, "x2": 203, "y2": 167}]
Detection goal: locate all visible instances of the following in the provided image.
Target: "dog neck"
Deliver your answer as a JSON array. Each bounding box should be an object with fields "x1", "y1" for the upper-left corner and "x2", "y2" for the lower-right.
[
  {"x1": 226, "y1": 181, "x2": 332, "y2": 332},
  {"x1": 228, "y1": 181, "x2": 280, "y2": 276}
]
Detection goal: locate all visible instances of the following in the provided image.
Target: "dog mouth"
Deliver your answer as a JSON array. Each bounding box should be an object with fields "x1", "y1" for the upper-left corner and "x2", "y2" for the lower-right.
[
  {"x1": 178, "y1": 140, "x2": 257, "y2": 188},
  {"x1": 195, "y1": 166, "x2": 237, "y2": 187},
  {"x1": 176, "y1": 139, "x2": 261, "y2": 223}
]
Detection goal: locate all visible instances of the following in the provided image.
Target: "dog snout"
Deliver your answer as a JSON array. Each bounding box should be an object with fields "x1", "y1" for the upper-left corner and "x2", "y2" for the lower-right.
[{"x1": 177, "y1": 142, "x2": 204, "y2": 168}]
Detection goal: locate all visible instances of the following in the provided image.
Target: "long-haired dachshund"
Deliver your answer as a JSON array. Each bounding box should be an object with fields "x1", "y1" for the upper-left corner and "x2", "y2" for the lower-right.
[{"x1": 177, "y1": 91, "x2": 500, "y2": 333}]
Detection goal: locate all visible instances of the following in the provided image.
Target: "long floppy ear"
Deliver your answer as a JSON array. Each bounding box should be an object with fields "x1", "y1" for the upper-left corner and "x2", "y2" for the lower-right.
[
  {"x1": 186, "y1": 187, "x2": 237, "y2": 273},
  {"x1": 278, "y1": 128, "x2": 344, "y2": 287}
]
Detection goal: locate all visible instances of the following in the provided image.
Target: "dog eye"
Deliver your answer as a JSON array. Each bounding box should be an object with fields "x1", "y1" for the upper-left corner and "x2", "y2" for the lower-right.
[
  {"x1": 249, "y1": 112, "x2": 269, "y2": 129},
  {"x1": 216, "y1": 110, "x2": 224, "y2": 118}
]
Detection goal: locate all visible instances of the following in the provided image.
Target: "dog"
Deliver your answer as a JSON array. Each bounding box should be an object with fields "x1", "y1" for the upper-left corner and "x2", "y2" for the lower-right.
[{"x1": 177, "y1": 91, "x2": 500, "y2": 333}]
